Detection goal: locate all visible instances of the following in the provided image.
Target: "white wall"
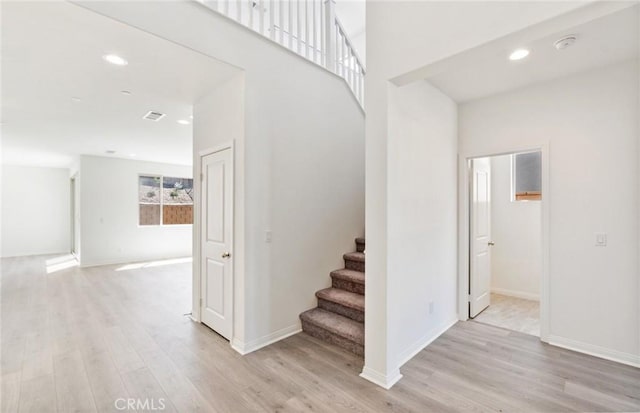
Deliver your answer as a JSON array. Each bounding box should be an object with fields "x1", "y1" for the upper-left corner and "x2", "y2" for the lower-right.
[
  {"x1": 1, "y1": 165, "x2": 70, "y2": 257},
  {"x1": 78, "y1": 1, "x2": 366, "y2": 352},
  {"x1": 386, "y1": 81, "x2": 458, "y2": 377},
  {"x1": 490, "y1": 155, "x2": 541, "y2": 300},
  {"x1": 460, "y1": 61, "x2": 639, "y2": 365},
  {"x1": 79, "y1": 155, "x2": 192, "y2": 267},
  {"x1": 364, "y1": 0, "x2": 589, "y2": 387}
]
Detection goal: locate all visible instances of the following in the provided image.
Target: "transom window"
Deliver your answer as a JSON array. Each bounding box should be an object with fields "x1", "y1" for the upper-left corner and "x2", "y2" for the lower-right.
[{"x1": 139, "y1": 175, "x2": 194, "y2": 225}]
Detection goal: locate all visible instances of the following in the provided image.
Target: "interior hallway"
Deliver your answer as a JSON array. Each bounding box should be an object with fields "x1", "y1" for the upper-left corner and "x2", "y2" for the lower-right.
[
  {"x1": 473, "y1": 293, "x2": 540, "y2": 336},
  {"x1": 1, "y1": 255, "x2": 639, "y2": 412}
]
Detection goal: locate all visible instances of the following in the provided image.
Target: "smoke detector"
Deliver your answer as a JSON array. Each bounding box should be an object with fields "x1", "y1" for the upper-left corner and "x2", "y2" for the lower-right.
[
  {"x1": 554, "y1": 35, "x2": 577, "y2": 50},
  {"x1": 143, "y1": 111, "x2": 166, "y2": 121}
]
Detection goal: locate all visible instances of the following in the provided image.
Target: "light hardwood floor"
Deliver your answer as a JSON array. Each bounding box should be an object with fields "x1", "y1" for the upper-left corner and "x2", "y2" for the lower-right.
[
  {"x1": 473, "y1": 293, "x2": 540, "y2": 336},
  {"x1": 2, "y1": 255, "x2": 639, "y2": 413}
]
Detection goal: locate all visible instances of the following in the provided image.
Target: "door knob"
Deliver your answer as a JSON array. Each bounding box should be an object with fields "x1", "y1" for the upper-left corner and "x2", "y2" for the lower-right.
[
  {"x1": 488, "y1": 242, "x2": 495, "y2": 246},
  {"x1": 222, "y1": 252, "x2": 231, "y2": 258}
]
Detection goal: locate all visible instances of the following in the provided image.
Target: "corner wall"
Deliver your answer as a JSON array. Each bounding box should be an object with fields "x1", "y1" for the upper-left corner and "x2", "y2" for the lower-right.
[
  {"x1": 364, "y1": 0, "x2": 588, "y2": 388},
  {"x1": 387, "y1": 80, "x2": 459, "y2": 371},
  {"x1": 79, "y1": 155, "x2": 192, "y2": 267},
  {"x1": 1, "y1": 165, "x2": 70, "y2": 257},
  {"x1": 459, "y1": 61, "x2": 640, "y2": 365}
]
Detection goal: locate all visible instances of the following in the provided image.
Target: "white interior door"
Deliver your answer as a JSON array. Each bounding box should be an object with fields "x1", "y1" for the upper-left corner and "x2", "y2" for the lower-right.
[
  {"x1": 200, "y1": 147, "x2": 233, "y2": 340},
  {"x1": 470, "y1": 157, "x2": 492, "y2": 317}
]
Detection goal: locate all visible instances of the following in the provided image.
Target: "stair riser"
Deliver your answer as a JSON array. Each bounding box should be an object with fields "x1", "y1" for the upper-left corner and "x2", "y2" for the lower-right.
[
  {"x1": 331, "y1": 278, "x2": 365, "y2": 295},
  {"x1": 301, "y1": 320, "x2": 364, "y2": 357},
  {"x1": 318, "y1": 299, "x2": 364, "y2": 323},
  {"x1": 344, "y1": 259, "x2": 365, "y2": 272},
  {"x1": 356, "y1": 243, "x2": 365, "y2": 253}
]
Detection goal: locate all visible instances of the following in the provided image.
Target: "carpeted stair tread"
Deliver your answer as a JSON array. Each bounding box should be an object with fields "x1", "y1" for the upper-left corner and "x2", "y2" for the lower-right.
[
  {"x1": 330, "y1": 269, "x2": 365, "y2": 285},
  {"x1": 300, "y1": 308, "x2": 364, "y2": 345},
  {"x1": 316, "y1": 288, "x2": 364, "y2": 311},
  {"x1": 343, "y1": 252, "x2": 365, "y2": 262}
]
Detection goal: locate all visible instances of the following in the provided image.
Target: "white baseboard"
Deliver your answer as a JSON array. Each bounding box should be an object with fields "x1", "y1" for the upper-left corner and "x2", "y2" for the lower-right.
[
  {"x1": 231, "y1": 324, "x2": 301, "y2": 355},
  {"x1": 547, "y1": 334, "x2": 640, "y2": 368},
  {"x1": 491, "y1": 287, "x2": 539, "y2": 301},
  {"x1": 359, "y1": 366, "x2": 403, "y2": 390},
  {"x1": 396, "y1": 317, "x2": 459, "y2": 368}
]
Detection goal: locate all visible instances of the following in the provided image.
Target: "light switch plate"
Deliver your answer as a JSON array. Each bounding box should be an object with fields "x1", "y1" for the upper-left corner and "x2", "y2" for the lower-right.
[{"x1": 595, "y1": 232, "x2": 607, "y2": 247}]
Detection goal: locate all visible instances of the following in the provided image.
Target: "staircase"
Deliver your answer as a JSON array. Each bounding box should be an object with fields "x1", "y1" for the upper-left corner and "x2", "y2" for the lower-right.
[{"x1": 299, "y1": 237, "x2": 365, "y2": 356}]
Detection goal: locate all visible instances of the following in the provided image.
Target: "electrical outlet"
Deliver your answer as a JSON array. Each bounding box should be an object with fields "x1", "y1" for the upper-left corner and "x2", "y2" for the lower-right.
[
  {"x1": 595, "y1": 232, "x2": 607, "y2": 247},
  {"x1": 429, "y1": 301, "x2": 435, "y2": 314},
  {"x1": 265, "y1": 230, "x2": 272, "y2": 243}
]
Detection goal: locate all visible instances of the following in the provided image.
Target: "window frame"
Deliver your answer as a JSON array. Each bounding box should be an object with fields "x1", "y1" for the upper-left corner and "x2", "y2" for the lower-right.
[
  {"x1": 510, "y1": 151, "x2": 542, "y2": 202},
  {"x1": 138, "y1": 174, "x2": 194, "y2": 227}
]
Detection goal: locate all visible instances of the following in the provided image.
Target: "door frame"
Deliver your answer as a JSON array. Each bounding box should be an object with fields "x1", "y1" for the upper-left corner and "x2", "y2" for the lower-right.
[
  {"x1": 457, "y1": 143, "x2": 550, "y2": 342},
  {"x1": 193, "y1": 142, "x2": 235, "y2": 341}
]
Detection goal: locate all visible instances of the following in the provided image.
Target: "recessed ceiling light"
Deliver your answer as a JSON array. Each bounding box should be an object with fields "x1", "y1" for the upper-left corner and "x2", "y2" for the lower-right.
[
  {"x1": 189, "y1": 115, "x2": 194, "y2": 119},
  {"x1": 71, "y1": 97, "x2": 82, "y2": 102},
  {"x1": 129, "y1": 153, "x2": 136, "y2": 157},
  {"x1": 103, "y1": 54, "x2": 128, "y2": 66},
  {"x1": 177, "y1": 120, "x2": 190, "y2": 125},
  {"x1": 105, "y1": 150, "x2": 116, "y2": 154},
  {"x1": 509, "y1": 48, "x2": 530, "y2": 61},
  {"x1": 121, "y1": 90, "x2": 132, "y2": 95}
]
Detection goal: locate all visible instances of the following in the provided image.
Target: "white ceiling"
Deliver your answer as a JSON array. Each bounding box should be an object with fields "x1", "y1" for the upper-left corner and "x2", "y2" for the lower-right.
[
  {"x1": 428, "y1": 4, "x2": 639, "y2": 103},
  {"x1": 2, "y1": 1, "x2": 240, "y2": 168}
]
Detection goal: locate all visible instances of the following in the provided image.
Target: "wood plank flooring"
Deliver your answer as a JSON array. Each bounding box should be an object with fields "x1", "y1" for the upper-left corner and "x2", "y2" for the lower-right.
[{"x1": 2, "y1": 254, "x2": 639, "y2": 412}]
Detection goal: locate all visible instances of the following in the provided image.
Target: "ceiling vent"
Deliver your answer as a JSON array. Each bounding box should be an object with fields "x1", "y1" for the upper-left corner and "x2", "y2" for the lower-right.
[{"x1": 143, "y1": 111, "x2": 166, "y2": 121}]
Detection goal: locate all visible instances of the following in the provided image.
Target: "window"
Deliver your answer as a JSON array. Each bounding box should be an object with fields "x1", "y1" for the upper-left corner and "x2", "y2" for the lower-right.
[
  {"x1": 512, "y1": 151, "x2": 541, "y2": 201},
  {"x1": 139, "y1": 175, "x2": 193, "y2": 225}
]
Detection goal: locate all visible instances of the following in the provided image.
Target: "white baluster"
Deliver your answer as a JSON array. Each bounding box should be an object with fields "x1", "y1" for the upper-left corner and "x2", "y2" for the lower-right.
[
  {"x1": 288, "y1": 0, "x2": 293, "y2": 49},
  {"x1": 249, "y1": 0, "x2": 254, "y2": 29},
  {"x1": 312, "y1": 0, "x2": 317, "y2": 63},
  {"x1": 304, "y1": 0, "x2": 309, "y2": 58},
  {"x1": 269, "y1": 0, "x2": 275, "y2": 39},
  {"x1": 279, "y1": 0, "x2": 284, "y2": 44},
  {"x1": 296, "y1": 0, "x2": 302, "y2": 54},
  {"x1": 224, "y1": 0, "x2": 229, "y2": 15},
  {"x1": 259, "y1": 0, "x2": 265, "y2": 34},
  {"x1": 324, "y1": 0, "x2": 336, "y2": 72}
]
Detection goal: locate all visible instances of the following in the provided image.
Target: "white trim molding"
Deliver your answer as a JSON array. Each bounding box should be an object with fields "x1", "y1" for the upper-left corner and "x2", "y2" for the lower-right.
[
  {"x1": 231, "y1": 324, "x2": 301, "y2": 355},
  {"x1": 491, "y1": 288, "x2": 540, "y2": 302},
  {"x1": 547, "y1": 335, "x2": 640, "y2": 368},
  {"x1": 359, "y1": 366, "x2": 403, "y2": 390},
  {"x1": 396, "y1": 318, "x2": 459, "y2": 369}
]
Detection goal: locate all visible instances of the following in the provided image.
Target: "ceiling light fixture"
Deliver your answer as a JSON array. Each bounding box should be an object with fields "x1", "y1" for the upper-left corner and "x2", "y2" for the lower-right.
[
  {"x1": 105, "y1": 150, "x2": 116, "y2": 154},
  {"x1": 102, "y1": 54, "x2": 128, "y2": 66},
  {"x1": 129, "y1": 153, "x2": 136, "y2": 157},
  {"x1": 121, "y1": 90, "x2": 132, "y2": 95},
  {"x1": 177, "y1": 120, "x2": 190, "y2": 125},
  {"x1": 509, "y1": 48, "x2": 530, "y2": 61},
  {"x1": 71, "y1": 97, "x2": 82, "y2": 102}
]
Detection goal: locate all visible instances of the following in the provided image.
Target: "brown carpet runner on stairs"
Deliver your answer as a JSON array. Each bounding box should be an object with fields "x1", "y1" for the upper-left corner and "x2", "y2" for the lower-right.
[{"x1": 299, "y1": 237, "x2": 365, "y2": 356}]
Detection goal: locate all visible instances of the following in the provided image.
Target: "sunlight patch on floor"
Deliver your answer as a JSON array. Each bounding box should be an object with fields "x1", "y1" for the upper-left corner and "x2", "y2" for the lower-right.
[
  {"x1": 115, "y1": 257, "x2": 192, "y2": 272},
  {"x1": 46, "y1": 254, "x2": 79, "y2": 274}
]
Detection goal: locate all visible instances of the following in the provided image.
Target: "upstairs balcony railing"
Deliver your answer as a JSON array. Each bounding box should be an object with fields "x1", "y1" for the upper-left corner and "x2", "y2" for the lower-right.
[{"x1": 199, "y1": 0, "x2": 365, "y2": 107}]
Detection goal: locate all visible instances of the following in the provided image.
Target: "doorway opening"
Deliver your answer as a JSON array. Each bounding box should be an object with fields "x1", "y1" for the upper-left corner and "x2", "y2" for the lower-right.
[{"x1": 467, "y1": 150, "x2": 545, "y2": 337}]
